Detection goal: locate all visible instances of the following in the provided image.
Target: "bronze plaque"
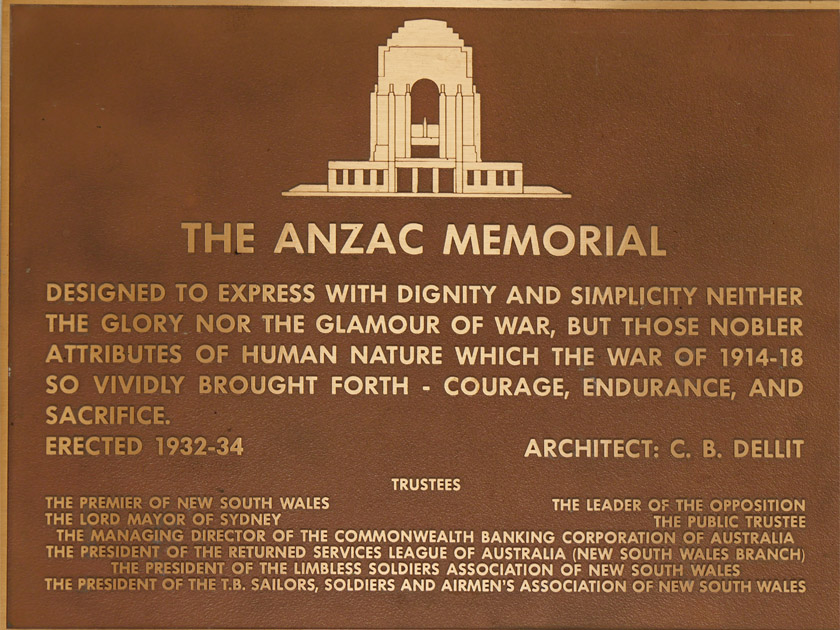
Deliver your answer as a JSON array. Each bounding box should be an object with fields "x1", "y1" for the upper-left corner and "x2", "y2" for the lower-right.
[{"x1": 2, "y1": 2, "x2": 839, "y2": 628}]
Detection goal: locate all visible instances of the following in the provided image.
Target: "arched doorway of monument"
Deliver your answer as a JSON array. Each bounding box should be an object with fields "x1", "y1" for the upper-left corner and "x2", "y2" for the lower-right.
[{"x1": 407, "y1": 78, "x2": 454, "y2": 192}]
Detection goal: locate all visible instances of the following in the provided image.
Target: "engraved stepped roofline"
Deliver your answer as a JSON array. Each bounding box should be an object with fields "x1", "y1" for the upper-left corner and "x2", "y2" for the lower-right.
[
  {"x1": 384, "y1": 19, "x2": 466, "y2": 49},
  {"x1": 377, "y1": 19, "x2": 473, "y2": 94},
  {"x1": 284, "y1": 19, "x2": 568, "y2": 198}
]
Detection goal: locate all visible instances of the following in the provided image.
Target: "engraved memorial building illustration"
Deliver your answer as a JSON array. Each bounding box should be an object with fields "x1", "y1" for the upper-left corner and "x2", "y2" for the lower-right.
[{"x1": 285, "y1": 19, "x2": 565, "y2": 197}]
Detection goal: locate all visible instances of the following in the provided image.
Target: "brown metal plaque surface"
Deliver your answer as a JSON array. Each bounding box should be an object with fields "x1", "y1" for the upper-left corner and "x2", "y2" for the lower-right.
[{"x1": 2, "y1": 3, "x2": 839, "y2": 629}]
